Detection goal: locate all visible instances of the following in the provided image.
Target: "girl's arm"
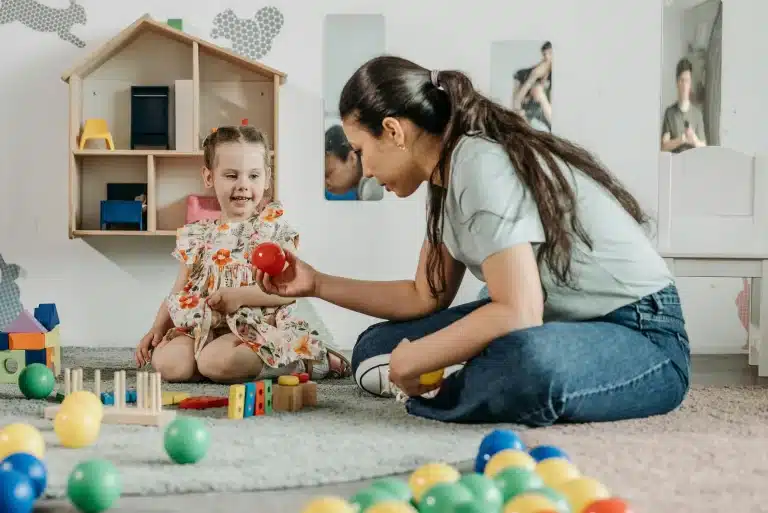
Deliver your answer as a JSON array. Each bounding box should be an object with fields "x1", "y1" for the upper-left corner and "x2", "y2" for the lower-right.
[
  {"x1": 512, "y1": 62, "x2": 549, "y2": 108},
  {"x1": 238, "y1": 286, "x2": 295, "y2": 307},
  {"x1": 314, "y1": 238, "x2": 467, "y2": 321},
  {"x1": 151, "y1": 262, "x2": 188, "y2": 332}
]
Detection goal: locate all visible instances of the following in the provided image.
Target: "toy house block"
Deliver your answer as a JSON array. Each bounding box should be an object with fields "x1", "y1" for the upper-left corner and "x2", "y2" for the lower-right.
[
  {"x1": 272, "y1": 378, "x2": 303, "y2": 412},
  {"x1": 302, "y1": 381, "x2": 318, "y2": 407},
  {"x1": 0, "y1": 332, "x2": 8, "y2": 351},
  {"x1": 45, "y1": 326, "x2": 61, "y2": 376},
  {"x1": 5, "y1": 310, "x2": 46, "y2": 334},
  {"x1": 162, "y1": 391, "x2": 189, "y2": 406},
  {"x1": 34, "y1": 303, "x2": 60, "y2": 331},
  {"x1": 8, "y1": 333, "x2": 45, "y2": 350},
  {"x1": 60, "y1": 13, "x2": 286, "y2": 239},
  {"x1": 263, "y1": 379, "x2": 273, "y2": 414},
  {"x1": 24, "y1": 347, "x2": 54, "y2": 368},
  {"x1": 0, "y1": 350, "x2": 25, "y2": 384},
  {"x1": 244, "y1": 382, "x2": 256, "y2": 417},
  {"x1": 227, "y1": 384, "x2": 245, "y2": 419}
]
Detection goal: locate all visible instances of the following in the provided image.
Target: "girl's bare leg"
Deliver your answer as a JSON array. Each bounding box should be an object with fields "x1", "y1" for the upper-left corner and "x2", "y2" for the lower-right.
[
  {"x1": 151, "y1": 334, "x2": 203, "y2": 382},
  {"x1": 196, "y1": 333, "x2": 265, "y2": 384},
  {"x1": 530, "y1": 83, "x2": 552, "y2": 125}
]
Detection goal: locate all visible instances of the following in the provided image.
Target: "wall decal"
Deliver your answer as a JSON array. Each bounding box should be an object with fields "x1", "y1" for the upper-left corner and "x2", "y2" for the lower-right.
[
  {"x1": 210, "y1": 6, "x2": 283, "y2": 61},
  {"x1": 0, "y1": 253, "x2": 23, "y2": 331},
  {"x1": 0, "y1": 0, "x2": 87, "y2": 48}
]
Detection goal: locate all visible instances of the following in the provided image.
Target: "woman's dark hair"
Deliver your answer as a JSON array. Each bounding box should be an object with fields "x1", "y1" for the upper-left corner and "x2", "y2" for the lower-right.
[
  {"x1": 339, "y1": 55, "x2": 649, "y2": 299},
  {"x1": 325, "y1": 125, "x2": 363, "y2": 178}
]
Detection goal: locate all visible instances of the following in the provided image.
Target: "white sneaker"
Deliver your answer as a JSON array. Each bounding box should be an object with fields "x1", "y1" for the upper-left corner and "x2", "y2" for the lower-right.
[{"x1": 355, "y1": 354, "x2": 395, "y2": 397}]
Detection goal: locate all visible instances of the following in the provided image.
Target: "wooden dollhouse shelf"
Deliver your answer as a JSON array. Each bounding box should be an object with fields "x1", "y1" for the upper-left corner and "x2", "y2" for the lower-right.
[{"x1": 62, "y1": 14, "x2": 285, "y2": 240}]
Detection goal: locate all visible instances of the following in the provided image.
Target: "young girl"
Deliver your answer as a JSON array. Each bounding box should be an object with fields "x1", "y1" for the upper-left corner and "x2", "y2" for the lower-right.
[{"x1": 134, "y1": 126, "x2": 351, "y2": 383}]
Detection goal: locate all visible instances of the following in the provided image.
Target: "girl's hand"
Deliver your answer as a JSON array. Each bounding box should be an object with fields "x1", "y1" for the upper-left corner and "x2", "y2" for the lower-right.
[
  {"x1": 389, "y1": 339, "x2": 443, "y2": 398},
  {"x1": 135, "y1": 327, "x2": 164, "y2": 367},
  {"x1": 206, "y1": 287, "x2": 243, "y2": 314},
  {"x1": 255, "y1": 250, "x2": 318, "y2": 298}
]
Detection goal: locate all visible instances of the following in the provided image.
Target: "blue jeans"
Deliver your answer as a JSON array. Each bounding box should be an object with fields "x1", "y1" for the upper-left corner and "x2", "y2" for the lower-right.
[{"x1": 351, "y1": 285, "x2": 690, "y2": 426}]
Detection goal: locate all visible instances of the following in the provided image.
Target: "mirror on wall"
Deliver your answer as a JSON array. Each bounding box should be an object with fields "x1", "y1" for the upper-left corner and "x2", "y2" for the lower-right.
[
  {"x1": 322, "y1": 14, "x2": 387, "y2": 202},
  {"x1": 490, "y1": 40, "x2": 553, "y2": 133},
  {"x1": 660, "y1": 0, "x2": 722, "y2": 152}
]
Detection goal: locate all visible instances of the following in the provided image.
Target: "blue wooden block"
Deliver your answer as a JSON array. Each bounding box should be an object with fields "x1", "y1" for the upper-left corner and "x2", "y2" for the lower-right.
[
  {"x1": 101, "y1": 392, "x2": 114, "y2": 405},
  {"x1": 100, "y1": 200, "x2": 144, "y2": 230},
  {"x1": 24, "y1": 348, "x2": 47, "y2": 366},
  {"x1": 33, "y1": 304, "x2": 60, "y2": 331},
  {"x1": 127, "y1": 389, "x2": 137, "y2": 403},
  {"x1": 100, "y1": 388, "x2": 137, "y2": 405},
  {"x1": 0, "y1": 332, "x2": 8, "y2": 351},
  {"x1": 244, "y1": 382, "x2": 256, "y2": 417}
]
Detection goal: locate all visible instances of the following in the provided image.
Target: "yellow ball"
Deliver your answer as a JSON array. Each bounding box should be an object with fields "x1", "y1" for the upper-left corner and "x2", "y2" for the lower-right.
[
  {"x1": 367, "y1": 501, "x2": 418, "y2": 513},
  {"x1": 54, "y1": 404, "x2": 102, "y2": 448},
  {"x1": 535, "y1": 457, "x2": 581, "y2": 488},
  {"x1": 419, "y1": 369, "x2": 444, "y2": 386},
  {"x1": 557, "y1": 477, "x2": 611, "y2": 513},
  {"x1": 484, "y1": 449, "x2": 536, "y2": 477},
  {"x1": 503, "y1": 492, "x2": 558, "y2": 513},
  {"x1": 62, "y1": 391, "x2": 103, "y2": 419},
  {"x1": 408, "y1": 462, "x2": 460, "y2": 503},
  {"x1": 300, "y1": 496, "x2": 355, "y2": 513},
  {"x1": 0, "y1": 423, "x2": 45, "y2": 459}
]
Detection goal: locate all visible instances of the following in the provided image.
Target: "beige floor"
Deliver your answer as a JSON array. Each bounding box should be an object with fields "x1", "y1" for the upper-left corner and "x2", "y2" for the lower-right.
[{"x1": 36, "y1": 354, "x2": 765, "y2": 513}]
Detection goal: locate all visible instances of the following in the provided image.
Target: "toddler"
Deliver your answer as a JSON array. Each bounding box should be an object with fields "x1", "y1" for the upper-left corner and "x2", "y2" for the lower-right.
[{"x1": 134, "y1": 126, "x2": 351, "y2": 383}]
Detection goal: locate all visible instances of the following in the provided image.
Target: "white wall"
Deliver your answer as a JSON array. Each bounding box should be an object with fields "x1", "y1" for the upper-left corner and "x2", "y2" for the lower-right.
[{"x1": 0, "y1": 0, "x2": 765, "y2": 353}]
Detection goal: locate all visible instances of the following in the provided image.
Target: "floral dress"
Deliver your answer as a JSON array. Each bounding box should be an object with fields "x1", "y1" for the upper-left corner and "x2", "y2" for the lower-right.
[{"x1": 166, "y1": 201, "x2": 328, "y2": 370}]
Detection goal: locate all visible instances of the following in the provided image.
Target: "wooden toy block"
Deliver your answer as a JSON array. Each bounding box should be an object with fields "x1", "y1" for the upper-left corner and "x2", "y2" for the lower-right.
[
  {"x1": 272, "y1": 384, "x2": 303, "y2": 412},
  {"x1": 162, "y1": 391, "x2": 189, "y2": 406},
  {"x1": 34, "y1": 304, "x2": 60, "y2": 331},
  {"x1": 0, "y1": 333, "x2": 8, "y2": 351},
  {"x1": 167, "y1": 18, "x2": 183, "y2": 31},
  {"x1": 244, "y1": 382, "x2": 256, "y2": 417},
  {"x1": 178, "y1": 396, "x2": 228, "y2": 409},
  {"x1": 227, "y1": 385, "x2": 245, "y2": 419},
  {"x1": 23, "y1": 347, "x2": 47, "y2": 366},
  {"x1": 301, "y1": 381, "x2": 318, "y2": 407},
  {"x1": 45, "y1": 327, "x2": 61, "y2": 375},
  {"x1": 44, "y1": 368, "x2": 175, "y2": 426},
  {"x1": 8, "y1": 333, "x2": 45, "y2": 350},
  {"x1": 5, "y1": 311, "x2": 46, "y2": 333},
  {"x1": 255, "y1": 381, "x2": 265, "y2": 415},
  {"x1": 0, "y1": 350, "x2": 25, "y2": 384},
  {"x1": 263, "y1": 379, "x2": 273, "y2": 414}
]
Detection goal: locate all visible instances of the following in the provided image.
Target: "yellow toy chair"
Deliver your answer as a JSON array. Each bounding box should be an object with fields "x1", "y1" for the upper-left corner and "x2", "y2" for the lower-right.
[{"x1": 79, "y1": 119, "x2": 115, "y2": 150}]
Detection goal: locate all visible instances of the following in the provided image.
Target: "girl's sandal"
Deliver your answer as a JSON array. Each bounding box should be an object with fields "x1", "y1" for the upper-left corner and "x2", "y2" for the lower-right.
[{"x1": 326, "y1": 348, "x2": 352, "y2": 378}]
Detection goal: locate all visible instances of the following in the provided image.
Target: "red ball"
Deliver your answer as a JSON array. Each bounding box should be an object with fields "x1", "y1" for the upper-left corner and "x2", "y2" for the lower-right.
[
  {"x1": 251, "y1": 242, "x2": 286, "y2": 276},
  {"x1": 583, "y1": 498, "x2": 633, "y2": 513},
  {"x1": 298, "y1": 372, "x2": 310, "y2": 383}
]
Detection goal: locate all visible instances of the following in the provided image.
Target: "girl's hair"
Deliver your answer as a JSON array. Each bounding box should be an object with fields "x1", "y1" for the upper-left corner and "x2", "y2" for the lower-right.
[
  {"x1": 339, "y1": 55, "x2": 649, "y2": 299},
  {"x1": 202, "y1": 125, "x2": 273, "y2": 201}
]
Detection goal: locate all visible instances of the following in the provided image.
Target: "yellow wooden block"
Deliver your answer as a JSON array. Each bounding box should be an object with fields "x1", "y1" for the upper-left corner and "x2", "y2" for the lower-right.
[
  {"x1": 45, "y1": 326, "x2": 60, "y2": 348},
  {"x1": 227, "y1": 384, "x2": 245, "y2": 419},
  {"x1": 161, "y1": 391, "x2": 190, "y2": 406},
  {"x1": 277, "y1": 375, "x2": 299, "y2": 386}
]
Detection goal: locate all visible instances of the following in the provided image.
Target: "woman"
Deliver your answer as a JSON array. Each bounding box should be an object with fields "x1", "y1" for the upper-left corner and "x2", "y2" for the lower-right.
[
  {"x1": 325, "y1": 124, "x2": 385, "y2": 201},
  {"x1": 255, "y1": 55, "x2": 690, "y2": 426}
]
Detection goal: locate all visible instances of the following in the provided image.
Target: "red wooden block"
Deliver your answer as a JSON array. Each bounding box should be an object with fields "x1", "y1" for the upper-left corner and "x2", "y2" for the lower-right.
[
  {"x1": 255, "y1": 381, "x2": 265, "y2": 415},
  {"x1": 298, "y1": 372, "x2": 309, "y2": 383},
  {"x1": 178, "y1": 396, "x2": 229, "y2": 410}
]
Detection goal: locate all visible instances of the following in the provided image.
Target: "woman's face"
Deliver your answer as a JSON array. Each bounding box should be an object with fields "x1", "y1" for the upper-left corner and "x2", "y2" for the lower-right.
[
  {"x1": 341, "y1": 119, "x2": 425, "y2": 198},
  {"x1": 324, "y1": 152, "x2": 360, "y2": 194}
]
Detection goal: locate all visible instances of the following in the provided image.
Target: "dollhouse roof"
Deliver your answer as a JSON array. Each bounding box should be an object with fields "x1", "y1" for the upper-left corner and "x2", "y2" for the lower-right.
[
  {"x1": 60, "y1": 14, "x2": 287, "y2": 83},
  {"x1": 4, "y1": 310, "x2": 47, "y2": 334}
]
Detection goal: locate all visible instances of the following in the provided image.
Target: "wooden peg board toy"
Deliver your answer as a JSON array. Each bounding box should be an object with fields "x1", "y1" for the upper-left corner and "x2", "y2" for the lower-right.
[
  {"x1": 43, "y1": 367, "x2": 176, "y2": 426},
  {"x1": 227, "y1": 373, "x2": 317, "y2": 419}
]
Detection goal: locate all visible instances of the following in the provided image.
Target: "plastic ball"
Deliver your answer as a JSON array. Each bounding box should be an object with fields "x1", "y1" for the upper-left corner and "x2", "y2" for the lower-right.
[
  {"x1": 366, "y1": 502, "x2": 418, "y2": 513},
  {"x1": 450, "y1": 503, "x2": 486, "y2": 513},
  {"x1": 0, "y1": 424, "x2": 45, "y2": 460},
  {"x1": 527, "y1": 486, "x2": 570, "y2": 513},
  {"x1": 67, "y1": 459, "x2": 121, "y2": 513},
  {"x1": 457, "y1": 473, "x2": 503, "y2": 512},
  {"x1": 349, "y1": 486, "x2": 395, "y2": 512},
  {"x1": 369, "y1": 477, "x2": 412, "y2": 503},
  {"x1": 528, "y1": 445, "x2": 569, "y2": 462},
  {"x1": 61, "y1": 391, "x2": 103, "y2": 420},
  {"x1": 492, "y1": 466, "x2": 544, "y2": 503},
  {"x1": 18, "y1": 363, "x2": 55, "y2": 399},
  {"x1": 0, "y1": 468, "x2": 35, "y2": 513},
  {"x1": 583, "y1": 497, "x2": 633, "y2": 513},
  {"x1": 0, "y1": 452, "x2": 47, "y2": 498},
  {"x1": 556, "y1": 477, "x2": 611, "y2": 513},
  {"x1": 54, "y1": 406, "x2": 101, "y2": 448},
  {"x1": 475, "y1": 429, "x2": 525, "y2": 473},
  {"x1": 301, "y1": 496, "x2": 355, "y2": 513},
  {"x1": 503, "y1": 492, "x2": 558, "y2": 513},
  {"x1": 251, "y1": 241, "x2": 286, "y2": 276},
  {"x1": 163, "y1": 417, "x2": 210, "y2": 464},
  {"x1": 418, "y1": 481, "x2": 473, "y2": 513},
  {"x1": 408, "y1": 462, "x2": 460, "y2": 503},
  {"x1": 484, "y1": 449, "x2": 536, "y2": 477},
  {"x1": 419, "y1": 368, "x2": 444, "y2": 386},
  {"x1": 534, "y1": 457, "x2": 581, "y2": 488}
]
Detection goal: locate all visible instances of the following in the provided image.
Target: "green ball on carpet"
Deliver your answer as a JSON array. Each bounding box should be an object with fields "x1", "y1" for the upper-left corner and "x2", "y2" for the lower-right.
[
  {"x1": 350, "y1": 486, "x2": 397, "y2": 511},
  {"x1": 458, "y1": 473, "x2": 503, "y2": 511},
  {"x1": 450, "y1": 503, "x2": 487, "y2": 513},
  {"x1": 164, "y1": 417, "x2": 210, "y2": 464},
  {"x1": 369, "y1": 477, "x2": 412, "y2": 503},
  {"x1": 18, "y1": 363, "x2": 55, "y2": 399},
  {"x1": 67, "y1": 459, "x2": 121, "y2": 513},
  {"x1": 492, "y1": 466, "x2": 544, "y2": 503},
  {"x1": 418, "y1": 482, "x2": 474, "y2": 513}
]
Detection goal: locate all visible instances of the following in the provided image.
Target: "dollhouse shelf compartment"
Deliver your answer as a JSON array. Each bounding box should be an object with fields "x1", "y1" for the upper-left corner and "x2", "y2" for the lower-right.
[{"x1": 62, "y1": 13, "x2": 286, "y2": 240}]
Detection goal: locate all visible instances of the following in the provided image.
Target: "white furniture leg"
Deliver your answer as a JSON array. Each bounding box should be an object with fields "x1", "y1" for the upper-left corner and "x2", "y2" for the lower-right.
[{"x1": 759, "y1": 260, "x2": 768, "y2": 377}]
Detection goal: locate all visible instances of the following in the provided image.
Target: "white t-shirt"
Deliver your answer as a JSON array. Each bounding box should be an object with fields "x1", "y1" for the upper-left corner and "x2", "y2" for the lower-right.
[{"x1": 442, "y1": 135, "x2": 673, "y2": 322}]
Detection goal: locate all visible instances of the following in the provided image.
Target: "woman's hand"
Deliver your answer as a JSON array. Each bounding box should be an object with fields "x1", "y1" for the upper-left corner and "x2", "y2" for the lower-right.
[
  {"x1": 207, "y1": 287, "x2": 244, "y2": 314},
  {"x1": 255, "y1": 250, "x2": 319, "y2": 298},
  {"x1": 135, "y1": 326, "x2": 165, "y2": 367},
  {"x1": 389, "y1": 339, "x2": 443, "y2": 398}
]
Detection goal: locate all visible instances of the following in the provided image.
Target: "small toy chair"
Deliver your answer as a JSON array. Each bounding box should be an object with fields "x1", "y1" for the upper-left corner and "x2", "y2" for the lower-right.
[
  {"x1": 100, "y1": 200, "x2": 144, "y2": 230},
  {"x1": 186, "y1": 195, "x2": 221, "y2": 224},
  {"x1": 80, "y1": 119, "x2": 115, "y2": 150}
]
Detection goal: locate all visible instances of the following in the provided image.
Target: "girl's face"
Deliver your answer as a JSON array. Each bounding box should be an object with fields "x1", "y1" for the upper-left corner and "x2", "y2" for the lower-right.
[{"x1": 203, "y1": 141, "x2": 269, "y2": 221}]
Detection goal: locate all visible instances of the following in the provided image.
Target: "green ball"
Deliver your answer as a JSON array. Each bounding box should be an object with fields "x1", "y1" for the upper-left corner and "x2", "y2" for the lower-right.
[
  {"x1": 418, "y1": 482, "x2": 474, "y2": 513},
  {"x1": 369, "y1": 477, "x2": 412, "y2": 502},
  {"x1": 458, "y1": 473, "x2": 503, "y2": 511},
  {"x1": 492, "y1": 467, "x2": 544, "y2": 503},
  {"x1": 350, "y1": 486, "x2": 396, "y2": 512},
  {"x1": 528, "y1": 486, "x2": 571, "y2": 513},
  {"x1": 67, "y1": 459, "x2": 121, "y2": 513},
  {"x1": 450, "y1": 503, "x2": 487, "y2": 513},
  {"x1": 18, "y1": 363, "x2": 55, "y2": 399},
  {"x1": 163, "y1": 417, "x2": 210, "y2": 464}
]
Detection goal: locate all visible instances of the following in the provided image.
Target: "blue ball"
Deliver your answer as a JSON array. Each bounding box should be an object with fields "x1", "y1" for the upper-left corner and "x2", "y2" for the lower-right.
[
  {"x1": 528, "y1": 445, "x2": 569, "y2": 462},
  {"x1": 474, "y1": 429, "x2": 525, "y2": 473},
  {"x1": 1, "y1": 453, "x2": 47, "y2": 499},
  {"x1": 0, "y1": 468, "x2": 35, "y2": 513}
]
